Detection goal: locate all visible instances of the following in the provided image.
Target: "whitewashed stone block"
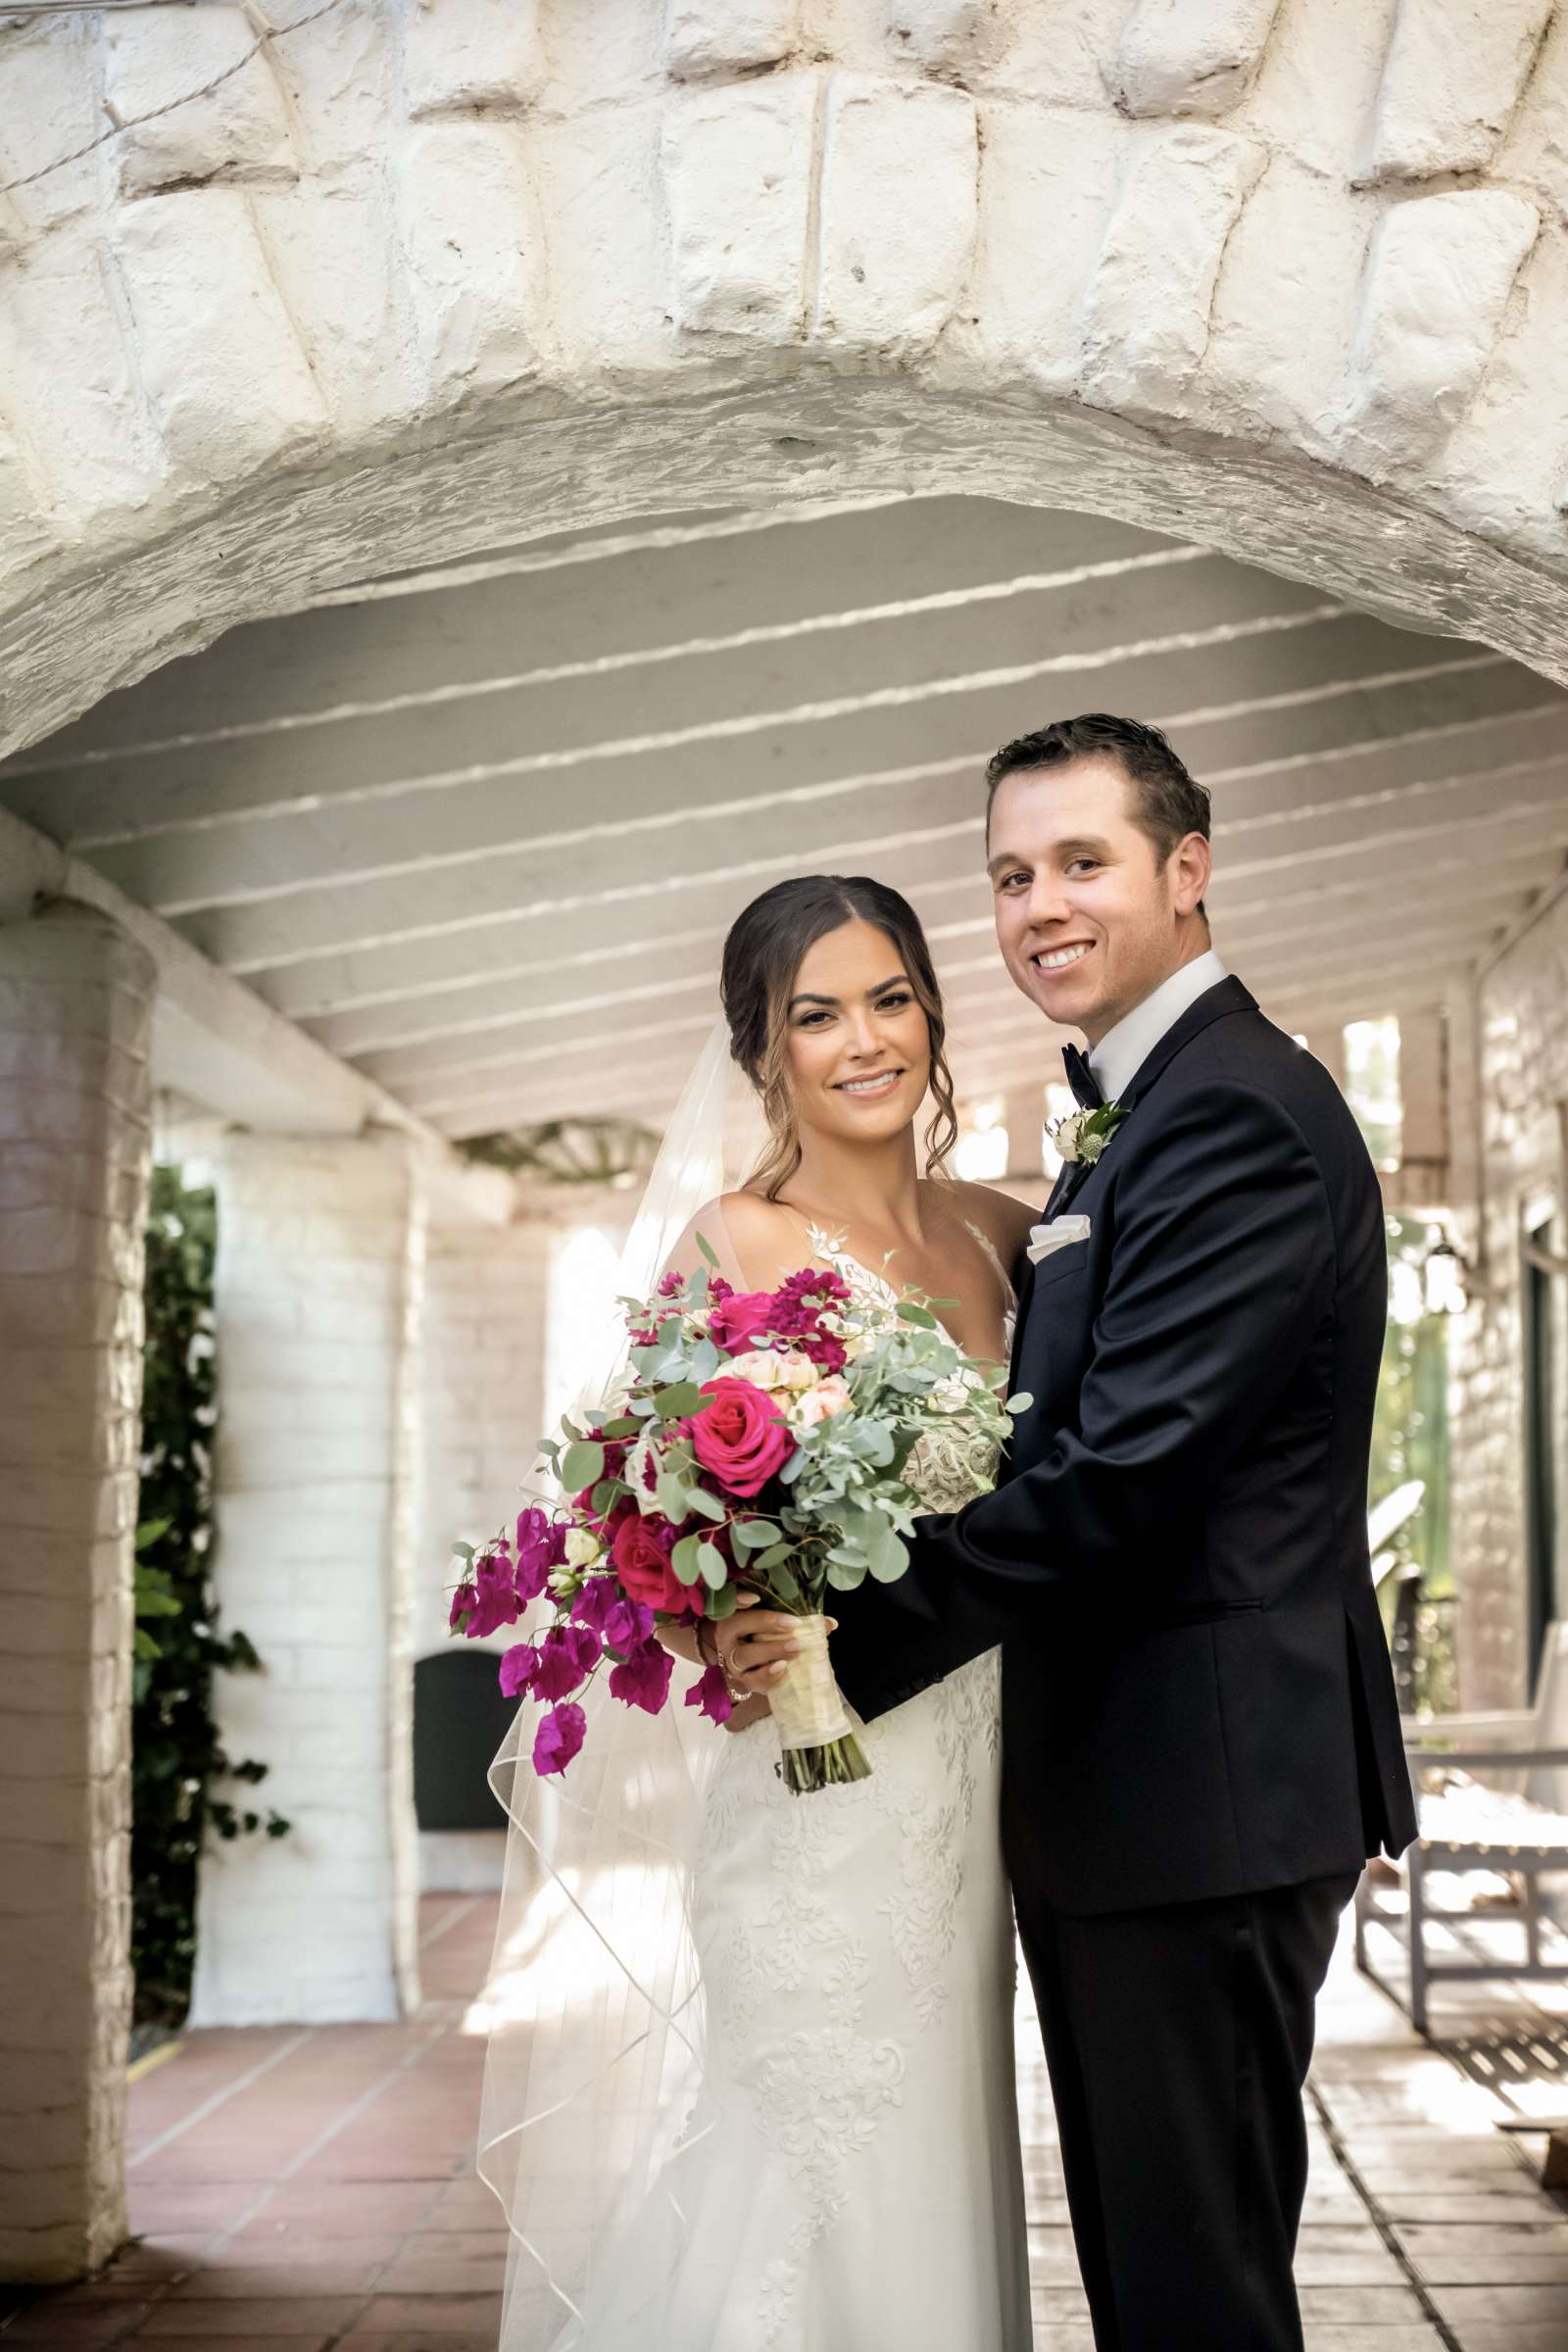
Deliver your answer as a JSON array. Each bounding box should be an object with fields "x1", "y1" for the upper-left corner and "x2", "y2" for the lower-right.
[
  {"x1": 0, "y1": 904, "x2": 152, "y2": 2285},
  {"x1": 402, "y1": 121, "x2": 541, "y2": 400},
  {"x1": 1343, "y1": 189, "x2": 1542, "y2": 466},
  {"x1": 109, "y1": 188, "x2": 326, "y2": 483},
  {"x1": 104, "y1": 7, "x2": 295, "y2": 199},
  {"x1": 662, "y1": 74, "x2": 818, "y2": 338},
  {"x1": 1080, "y1": 125, "x2": 1266, "y2": 412},
  {"x1": 404, "y1": 0, "x2": 547, "y2": 116},
  {"x1": 1106, "y1": 0, "x2": 1285, "y2": 121},
  {"x1": 884, "y1": 0, "x2": 1002, "y2": 74},
  {"x1": 814, "y1": 78, "x2": 978, "y2": 354},
  {"x1": 1367, "y1": 0, "x2": 1555, "y2": 184},
  {"x1": 663, "y1": 0, "x2": 800, "y2": 79}
]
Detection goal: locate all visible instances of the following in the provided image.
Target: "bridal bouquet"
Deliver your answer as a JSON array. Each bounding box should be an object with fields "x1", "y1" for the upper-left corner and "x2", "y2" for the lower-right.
[{"x1": 448, "y1": 1237, "x2": 1025, "y2": 1794}]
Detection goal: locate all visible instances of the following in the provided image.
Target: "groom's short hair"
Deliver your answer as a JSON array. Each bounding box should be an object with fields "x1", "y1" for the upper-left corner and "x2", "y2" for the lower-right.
[{"x1": 984, "y1": 713, "x2": 1211, "y2": 870}]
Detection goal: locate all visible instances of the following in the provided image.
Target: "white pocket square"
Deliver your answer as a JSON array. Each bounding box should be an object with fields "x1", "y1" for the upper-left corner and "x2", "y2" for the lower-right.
[{"x1": 1026, "y1": 1213, "x2": 1091, "y2": 1264}]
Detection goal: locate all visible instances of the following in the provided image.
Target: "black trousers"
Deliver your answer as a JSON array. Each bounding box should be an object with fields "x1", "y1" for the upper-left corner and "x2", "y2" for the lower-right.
[{"x1": 1014, "y1": 1870, "x2": 1358, "y2": 2352}]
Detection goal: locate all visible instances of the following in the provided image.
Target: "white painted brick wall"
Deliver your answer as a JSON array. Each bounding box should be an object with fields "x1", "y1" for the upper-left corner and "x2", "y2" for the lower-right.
[
  {"x1": 190, "y1": 1130, "x2": 425, "y2": 2026},
  {"x1": 0, "y1": 902, "x2": 154, "y2": 2285},
  {"x1": 1447, "y1": 888, "x2": 1568, "y2": 1710}
]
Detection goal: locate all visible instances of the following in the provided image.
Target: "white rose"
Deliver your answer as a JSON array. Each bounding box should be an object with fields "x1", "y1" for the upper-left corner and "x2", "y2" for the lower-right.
[
  {"x1": 564, "y1": 1527, "x2": 604, "y2": 1570},
  {"x1": 729, "y1": 1347, "x2": 818, "y2": 1392},
  {"x1": 791, "y1": 1374, "x2": 853, "y2": 1427}
]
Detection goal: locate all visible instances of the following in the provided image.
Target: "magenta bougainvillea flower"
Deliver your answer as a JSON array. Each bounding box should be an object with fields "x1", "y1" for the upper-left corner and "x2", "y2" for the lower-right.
[
  {"x1": 685, "y1": 1661, "x2": 735, "y2": 1726},
  {"x1": 532, "y1": 1701, "x2": 587, "y2": 1777},
  {"x1": 462, "y1": 1545, "x2": 527, "y2": 1641},
  {"x1": 570, "y1": 1576, "x2": 654, "y2": 1653},
  {"x1": 498, "y1": 1641, "x2": 540, "y2": 1699},
  {"x1": 531, "y1": 1622, "x2": 602, "y2": 1702},
  {"x1": 514, "y1": 1507, "x2": 567, "y2": 1602},
  {"x1": 608, "y1": 1638, "x2": 675, "y2": 1715}
]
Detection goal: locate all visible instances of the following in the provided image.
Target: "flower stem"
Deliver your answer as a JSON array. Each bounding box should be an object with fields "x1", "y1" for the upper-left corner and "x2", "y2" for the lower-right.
[{"x1": 779, "y1": 1733, "x2": 872, "y2": 1794}]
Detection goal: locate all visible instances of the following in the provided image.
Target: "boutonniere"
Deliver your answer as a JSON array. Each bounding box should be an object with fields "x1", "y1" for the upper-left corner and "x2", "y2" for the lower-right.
[{"x1": 1048, "y1": 1101, "x2": 1129, "y2": 1167}]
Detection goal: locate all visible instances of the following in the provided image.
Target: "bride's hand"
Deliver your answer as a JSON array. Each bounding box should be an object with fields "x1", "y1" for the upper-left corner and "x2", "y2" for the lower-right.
[
  {"x1": 723, "y1": 1691, "x2": 774, "y2": 1734},
  {"x1": 710, "y1": 1605, "x2": 837, "y2": 1698}
]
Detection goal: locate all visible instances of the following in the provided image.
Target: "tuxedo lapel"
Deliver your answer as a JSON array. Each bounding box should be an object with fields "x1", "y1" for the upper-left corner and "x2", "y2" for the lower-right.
[
  {"x1": 1115, "y1": 973, "x2": 1256, "y2": 1112},
  {"x1": 1007, "y1": 977, "x2": 1255, "y2": 1391}
]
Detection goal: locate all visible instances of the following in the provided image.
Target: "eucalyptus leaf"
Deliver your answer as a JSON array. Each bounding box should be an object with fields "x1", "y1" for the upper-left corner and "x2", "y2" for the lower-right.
[
  {"x1": 561, "y1": 1440, "x2": 606, "y2": 1493},
  {"x1": 656, "y1": 1381, "x2": 704, "y2": 1420},
  {"x1": 1005, "y1": 1392, "x2": 1034, "y2": 1413},
  {"x1": 762, "y1": 1557, "x2": 801, "y2": 1605},
  {"x1": 826, "y1": 1557, "x2": 868, "y2": 1591},
  {"x1": 705, "y1": 1581, "x2": 739, "y2": 1619},
  {"x1": 696, "y1": 1229, "x2": 719, "y2": 1268},
  {"x1": 754, "y1": 1541, "x2": 800, "y2": 1576},
  {"x1": 896, "y1": 1301, "x2": 937, "y2": 1328},
  {"x1": 867, "y1": 1526, "x2": 908, "y2": 1584},
  {"x1": 656, "y1": 1474, "x2": 693, "y2": 1521},
  {"x1": 590, "y1": 1478, "x2": 618, "y2": 1516},
  {"x1": 730, "y1": 1518, "x2": 782, "y2": 1552},
  {"x1": 671, "y1": 1533, "x2": 705, "y2": 1585},
  {"x1": 600, "y1": 1415, "x2": 641, "y2": 1440},
  {"x1": 698, "y1": 1540, "x2": 727, "y2": 1590},
  {"x1": 686, "y1": 1486, "x2": 726, "y2": 1524}
]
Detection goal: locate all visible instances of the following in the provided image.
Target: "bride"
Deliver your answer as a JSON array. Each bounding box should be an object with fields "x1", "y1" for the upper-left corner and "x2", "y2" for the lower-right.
[{"x1": 480, "y1": 874, "x2": 1039, "y2": 2352}]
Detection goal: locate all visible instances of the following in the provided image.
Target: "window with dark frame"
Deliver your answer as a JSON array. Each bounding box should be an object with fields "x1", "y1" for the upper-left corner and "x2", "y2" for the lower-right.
[{"x1": 1523, "y1": 1187, "x2": 1567, "y2": 1688}]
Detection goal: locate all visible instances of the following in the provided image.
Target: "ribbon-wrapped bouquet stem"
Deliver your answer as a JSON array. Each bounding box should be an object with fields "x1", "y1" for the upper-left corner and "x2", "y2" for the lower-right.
[{"x1": 448, "y1": 1237, "x2": 1026, "y2": 1795}]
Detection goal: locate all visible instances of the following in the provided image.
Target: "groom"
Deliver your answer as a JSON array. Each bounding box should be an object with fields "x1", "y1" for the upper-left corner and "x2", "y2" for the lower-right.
[{"x1": 715, "y1": 714, "x2": 1417, "y2": 2351}]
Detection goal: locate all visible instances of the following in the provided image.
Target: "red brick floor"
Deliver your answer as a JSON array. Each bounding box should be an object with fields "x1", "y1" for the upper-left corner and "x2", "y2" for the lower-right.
[
  {"x1": 5, "y1": 1891, "x2": 1566, "y2": 2350},
  {"x1": 5, "y1": 1897, "x2": 506, "y2": 2351}
]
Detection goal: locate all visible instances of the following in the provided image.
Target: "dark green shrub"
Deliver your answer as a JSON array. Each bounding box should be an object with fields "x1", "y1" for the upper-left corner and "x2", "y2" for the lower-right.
[{"x1": 132, "y1": 1166, "x2": 288, "y2": 2027}]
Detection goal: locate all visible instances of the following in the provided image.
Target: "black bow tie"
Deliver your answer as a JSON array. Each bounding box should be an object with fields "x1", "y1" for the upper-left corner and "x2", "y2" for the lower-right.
[{"x1": 1062, "y1": 1043, "x2": 1102, "y2": 1111}]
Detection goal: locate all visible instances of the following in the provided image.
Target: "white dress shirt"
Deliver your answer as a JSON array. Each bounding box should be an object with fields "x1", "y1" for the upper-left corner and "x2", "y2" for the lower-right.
[{"x1": 1088, "y1": 947, "x2": 1228, "y2": 1105}]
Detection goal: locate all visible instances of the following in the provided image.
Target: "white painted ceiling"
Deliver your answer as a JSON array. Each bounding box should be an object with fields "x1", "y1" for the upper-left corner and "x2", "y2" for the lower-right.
[{"x1": 4, "y1": 495, "x2": 1564, "y2": 1141}]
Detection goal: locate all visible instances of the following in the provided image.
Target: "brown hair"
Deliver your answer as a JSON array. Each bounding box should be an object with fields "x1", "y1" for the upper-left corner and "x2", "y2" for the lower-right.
[
  {"x1": 720, "y1": 875, "x2": 957, "y2": 1200},
  {"x1": 985, "y1": 713, "x2": 1211, "y2": 910}
]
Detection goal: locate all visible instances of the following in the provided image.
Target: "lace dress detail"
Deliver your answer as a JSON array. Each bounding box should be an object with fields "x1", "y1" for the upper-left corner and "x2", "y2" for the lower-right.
[{"x1": 558, "y1": 1231, "x2": 1029, "y2": 2352}]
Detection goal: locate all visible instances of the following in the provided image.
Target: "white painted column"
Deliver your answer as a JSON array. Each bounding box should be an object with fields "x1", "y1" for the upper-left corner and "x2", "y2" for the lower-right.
[
  {"x1": 190, "y1": 1132, "x2": 425, "y2": 2026},
  {"x1": 416, "y1": 1217, "x2": 553, "y2": 1891},
  {"x1": 0, "y1": 903, "x2": 154, "y2": 2283}
]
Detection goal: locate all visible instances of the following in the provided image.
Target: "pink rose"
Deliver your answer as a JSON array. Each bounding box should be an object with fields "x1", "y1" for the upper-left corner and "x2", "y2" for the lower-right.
[
  {"x1": 689, "y1": 1376, "x2": 794, "y2": 1498},
  {"x1": 708, "y1": 1290, "x2": 781, "y2": 1355},
  {"x1": 612, "y1": 1511, "x2": 701, "y2": 1619}
]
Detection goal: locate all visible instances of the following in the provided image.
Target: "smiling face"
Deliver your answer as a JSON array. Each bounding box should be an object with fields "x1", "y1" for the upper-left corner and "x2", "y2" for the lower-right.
[
  {"x1": 987, "y1": 754, "x2": 1211, "y2": 1044},
  {"x1": 783, "y1": 916, "x2": 933, "y2": 1148}
]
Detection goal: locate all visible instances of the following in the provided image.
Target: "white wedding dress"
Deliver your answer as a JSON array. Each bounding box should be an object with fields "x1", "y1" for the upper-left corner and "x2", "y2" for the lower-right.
[{"x1": 553, "y1": 1225, "x2": 1031, "y2": 2352}]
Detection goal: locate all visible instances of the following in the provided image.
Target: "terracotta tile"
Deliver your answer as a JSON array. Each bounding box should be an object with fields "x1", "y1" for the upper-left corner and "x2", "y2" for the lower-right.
[
  {"x1": 130, "y1": 2297, "x2": 360, "y2": 2336},
  {"x1": 4, "y1": 2307, "x2": 152, "y2": 2344},
  {"x1": 344, "y1": 2293, "x2": 504, "y2": 2335}
]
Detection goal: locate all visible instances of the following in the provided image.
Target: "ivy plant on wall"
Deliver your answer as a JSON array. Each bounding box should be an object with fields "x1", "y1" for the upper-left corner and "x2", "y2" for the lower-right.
[{"x1": 132, "y1": 1166, "x2": 288, "y2": 2027}]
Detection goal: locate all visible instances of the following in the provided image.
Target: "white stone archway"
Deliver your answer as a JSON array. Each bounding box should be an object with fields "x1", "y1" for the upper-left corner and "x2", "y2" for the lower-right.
[
  {"x1": 2, "y1": 0, "x2": 1567, "y2": 772},
  {"x1": 4, "y1": 0, "x2": 1568, "y2": 2285}
]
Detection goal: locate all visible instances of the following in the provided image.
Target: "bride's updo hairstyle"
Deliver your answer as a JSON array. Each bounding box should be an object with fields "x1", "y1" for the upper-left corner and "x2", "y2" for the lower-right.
[{"x1": 721, "y1": 874, "x2": 958, "y2": 1200}]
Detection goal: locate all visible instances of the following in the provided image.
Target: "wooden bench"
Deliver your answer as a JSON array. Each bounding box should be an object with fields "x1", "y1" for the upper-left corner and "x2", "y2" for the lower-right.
[{"x1": 1355, "y1": 1622, "x2": 1568, "y2": 2036}]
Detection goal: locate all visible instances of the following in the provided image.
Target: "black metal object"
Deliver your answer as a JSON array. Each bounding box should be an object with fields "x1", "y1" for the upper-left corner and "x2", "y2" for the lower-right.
[{"x1": 413, "y1": 1650, "x2": 514, "y2": 1832}]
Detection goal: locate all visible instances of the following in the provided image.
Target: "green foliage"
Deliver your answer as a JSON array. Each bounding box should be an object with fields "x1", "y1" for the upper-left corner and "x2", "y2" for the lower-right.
[
  {"x1": 1372, "y1": 1216, "x2": 1455, "y2": 1714},
  {"x1": 132, "y1": 1167, "x2": 288, "y2": 2027}
]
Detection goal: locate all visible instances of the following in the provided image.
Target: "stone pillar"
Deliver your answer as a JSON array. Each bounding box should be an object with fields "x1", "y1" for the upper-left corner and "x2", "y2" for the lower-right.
[
  {"x1": 190, "y1": 1132, "x2": 425, "y2": 2026},
  {"x1": 0, "y1": 903, "x2": 154, "y2": 2283}
]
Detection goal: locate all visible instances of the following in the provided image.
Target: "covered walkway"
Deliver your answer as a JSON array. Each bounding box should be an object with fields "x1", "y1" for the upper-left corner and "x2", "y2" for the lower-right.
[{"x1": 5, "y1": 1895, "x2": 1565, "y2": 2352}]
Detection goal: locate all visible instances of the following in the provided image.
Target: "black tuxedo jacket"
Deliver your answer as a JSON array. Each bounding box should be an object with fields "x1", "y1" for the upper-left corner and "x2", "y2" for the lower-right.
[{"x1": 831, "y1": 976, "x2": 1418, "y2": 1915}]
